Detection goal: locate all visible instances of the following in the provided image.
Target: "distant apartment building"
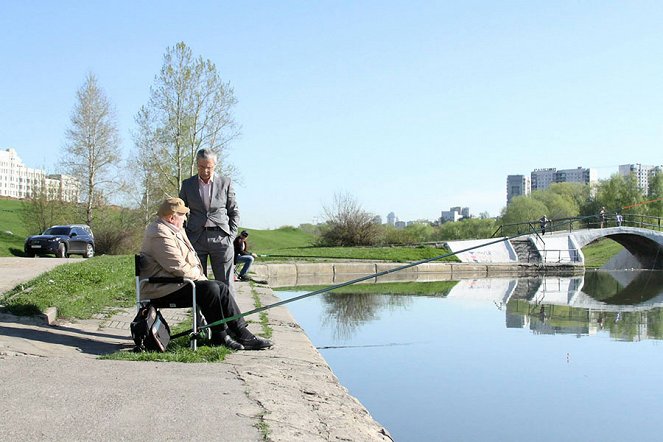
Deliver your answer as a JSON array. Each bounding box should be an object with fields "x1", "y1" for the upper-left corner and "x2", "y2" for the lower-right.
[
  {"x1": 0, "y1": 148, "x2": 79, "y2": 202},
  {"x1": 530, "y1": 167, "x2": 597, "y2": 190},
  {"x1": 440, "y1": 206, "x2": 469, "y2": 223},
  {"x1": 618, "y1": 163, "x2": 662, "y2": 194},
  {"x1": 506, "y1": 174, "x2": 531, "y2": 204},
  {"x1": 386, "y1": 212, "x2": 397, "y2": 226}
]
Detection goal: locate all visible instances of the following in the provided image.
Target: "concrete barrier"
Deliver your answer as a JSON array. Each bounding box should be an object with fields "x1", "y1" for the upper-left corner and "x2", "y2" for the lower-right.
[
  {"x1": 416, "y1": 262, "x2": 453, "y2": 273},
  {"x1": 375, "y1": 263, "x2": 418, "y2": 274},
  {"x1": 296, "y1": 263, "x2": 335, "y2": 275},
  {"x1": 450, "y1": 263, "x2": 488, "y2": 278},
  {"x1": 334, "y1": 263, "x2": 377, "y2": 274}
]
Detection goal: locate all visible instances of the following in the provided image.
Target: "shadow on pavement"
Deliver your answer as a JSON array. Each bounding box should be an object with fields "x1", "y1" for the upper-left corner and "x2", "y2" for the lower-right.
[{"x1": 0, "y1": 323, "x2": 130, "y2": 356}]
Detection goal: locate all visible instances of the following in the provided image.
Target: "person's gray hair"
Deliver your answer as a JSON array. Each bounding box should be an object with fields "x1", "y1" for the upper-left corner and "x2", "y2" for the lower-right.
[{"x1": 196, "y1": 148, "x2": 218, "y2": 164}]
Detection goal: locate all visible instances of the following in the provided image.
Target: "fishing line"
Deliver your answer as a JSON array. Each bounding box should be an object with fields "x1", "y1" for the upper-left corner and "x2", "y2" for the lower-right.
[{"x1": 173, "y1": 227, "x2": 544, "y2": 340}]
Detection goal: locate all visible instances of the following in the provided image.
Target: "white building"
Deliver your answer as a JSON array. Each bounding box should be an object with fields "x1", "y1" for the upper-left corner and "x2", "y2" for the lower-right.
[
  {"x1": 440, "y1": 206, "x2": 469, "y2": 223},
  {"x1": 506, "y1": 174, "x2": 531, "y2": 204},
  {"x1": 0, "y1": 148, "x2": 79, "y2": 202},
  {"x1": 531, "y1": 167, "x2": 597, "y2": 190},
  {"x1": 619, "y1": 163, "x2": 662, "y2": 194}
]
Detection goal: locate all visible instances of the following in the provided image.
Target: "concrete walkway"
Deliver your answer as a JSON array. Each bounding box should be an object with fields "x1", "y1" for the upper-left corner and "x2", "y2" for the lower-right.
[{"x1": 0, "y1": 258, "x2": 392, "y2": 441}]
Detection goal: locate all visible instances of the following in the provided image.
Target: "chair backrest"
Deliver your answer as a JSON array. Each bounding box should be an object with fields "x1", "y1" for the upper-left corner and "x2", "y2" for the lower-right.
[{"x1": 135, "y1": 254, "x2": 142, "y2": 277}]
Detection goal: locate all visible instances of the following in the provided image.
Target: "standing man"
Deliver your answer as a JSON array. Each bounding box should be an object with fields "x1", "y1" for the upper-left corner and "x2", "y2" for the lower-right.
[
  {"x1": 179, "y1": 148, "x2": 239, "y2": 287},
  {"x1": 539, "y1": 215, "x2": 548, "y2": 235}
]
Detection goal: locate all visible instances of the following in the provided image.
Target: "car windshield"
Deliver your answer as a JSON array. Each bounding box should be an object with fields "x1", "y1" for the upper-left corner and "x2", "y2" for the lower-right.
[{"x1": 43, "y1": 227, "x2": 71, "y2": 236}]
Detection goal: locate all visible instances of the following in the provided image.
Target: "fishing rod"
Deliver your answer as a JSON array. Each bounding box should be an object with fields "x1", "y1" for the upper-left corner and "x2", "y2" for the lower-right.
[{"x1": 173, "y1": 226, "x2": 544, "y2": 340}]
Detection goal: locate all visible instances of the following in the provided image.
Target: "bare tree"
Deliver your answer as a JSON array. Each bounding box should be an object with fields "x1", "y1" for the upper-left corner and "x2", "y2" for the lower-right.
[
  {"x1": 132, "y1": 42, "x2": 239, "y2": 207},
  {"x1": 318, "y1": 192, "x2": 382, "y2": 246},
  {"x1": 62, "y1": 73, "x2": 121, "y2": 227}
]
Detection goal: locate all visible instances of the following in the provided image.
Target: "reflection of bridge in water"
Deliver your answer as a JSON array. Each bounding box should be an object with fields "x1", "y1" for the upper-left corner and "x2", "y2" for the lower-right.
[
  {"x1": 447, "y1": 271, "x2": 663, "y2": 341},
  {"x1": 447, "y1": 271, "x2": 663, "y2": 312}
]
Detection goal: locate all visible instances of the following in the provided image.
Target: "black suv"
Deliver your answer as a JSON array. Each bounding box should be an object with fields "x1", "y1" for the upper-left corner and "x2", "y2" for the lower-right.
[{"x1": 24, "y1": 225, "x2": 95, "y2": 258}]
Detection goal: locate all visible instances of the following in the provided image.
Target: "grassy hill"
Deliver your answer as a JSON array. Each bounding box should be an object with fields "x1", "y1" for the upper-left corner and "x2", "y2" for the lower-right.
[
  {"x1": 0, "y1": 198, "x2": 624, "y2": 264},
  {"x1": 242, "y1": 226, "x2": 316, "y2": 252},
  {"x1": 0, "y1": 198, "x2": 30, "y2": 256}
]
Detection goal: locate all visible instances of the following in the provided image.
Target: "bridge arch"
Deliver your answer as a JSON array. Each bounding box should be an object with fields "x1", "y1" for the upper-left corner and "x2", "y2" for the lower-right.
[{"x1": 570, "y1": 227, "x2": 663, "y2": 270}]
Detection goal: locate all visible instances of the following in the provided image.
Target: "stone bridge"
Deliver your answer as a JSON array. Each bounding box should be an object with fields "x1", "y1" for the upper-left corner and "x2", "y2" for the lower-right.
[
  {"x1": 538, "y1": 227, "x2": 663, "y2": 269},
  {"x1": 446, "y1": 227, "x2": 663, "y2": 270}
]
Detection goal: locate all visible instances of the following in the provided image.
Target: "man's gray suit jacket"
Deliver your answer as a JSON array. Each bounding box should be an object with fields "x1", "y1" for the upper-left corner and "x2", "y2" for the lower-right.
[{"x1": 179, "y1": 174, "x2": 240, "y2": 244}]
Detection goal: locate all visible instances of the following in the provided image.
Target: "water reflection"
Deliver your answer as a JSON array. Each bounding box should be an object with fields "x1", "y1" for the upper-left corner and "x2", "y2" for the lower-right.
[
  {"x1": 310, "y1": 270, "x2": 663, "y2": 342},
  {"x1": 279, "y1": 270, "x2": 663, "y2": 442}
]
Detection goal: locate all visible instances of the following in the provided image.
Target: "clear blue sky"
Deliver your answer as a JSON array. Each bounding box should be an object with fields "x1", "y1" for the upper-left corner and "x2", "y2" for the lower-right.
[{"x1": 1, "y1": 2, "x2": 662, "y2": 229}]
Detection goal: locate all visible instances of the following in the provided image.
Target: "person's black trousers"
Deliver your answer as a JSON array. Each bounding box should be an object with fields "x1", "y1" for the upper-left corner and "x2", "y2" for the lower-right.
[{"x1": 156, "y1": 279, "x2": 248, "y2": 335}]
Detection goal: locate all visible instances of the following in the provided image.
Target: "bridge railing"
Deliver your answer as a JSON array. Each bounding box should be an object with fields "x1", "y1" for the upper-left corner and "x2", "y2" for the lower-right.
[
  {"x1": 493, "y1": 214, "x2": 663, "y2": 237},
  {"x1": 524, "y1": 249, "x2": 582, "y2": 264}
]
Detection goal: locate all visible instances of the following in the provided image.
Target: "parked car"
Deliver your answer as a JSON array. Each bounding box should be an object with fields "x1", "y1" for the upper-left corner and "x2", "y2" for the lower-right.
[{"x1": 24, "y1": 224, "x2": 95, "y2": 258}]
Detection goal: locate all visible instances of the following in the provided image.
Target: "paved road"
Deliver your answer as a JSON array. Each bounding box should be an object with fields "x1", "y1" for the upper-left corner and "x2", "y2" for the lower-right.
[{"x1": 0, "y1": 256, "x2": 78, "y2": 295}]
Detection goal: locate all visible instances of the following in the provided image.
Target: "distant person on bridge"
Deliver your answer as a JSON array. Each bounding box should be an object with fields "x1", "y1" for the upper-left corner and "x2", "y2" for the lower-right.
[
  {"x1": 599, "y1": 207, "x2": 607, "y2": 228},
  {"x1": 539, "y1": 215, "x2": 549, "y2": 235},
  {"x1": 616, "y1": 212, "x2": 623, "y2": 227}
]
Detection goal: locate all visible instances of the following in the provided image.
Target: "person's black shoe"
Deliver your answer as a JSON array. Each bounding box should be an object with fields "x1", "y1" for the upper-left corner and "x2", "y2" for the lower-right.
[
  {"x1": 237, "y1": 335, "x2": 273, "y2": 350},
  {"x1": 238, "y1": 275, "x2": 250, "y2": 281},
  {"x1": 211, "y1": 332, "x2": 244, "y2": 350},
  {"x1": 222, "y1": 334, "x2": 245, "y2": 350}
]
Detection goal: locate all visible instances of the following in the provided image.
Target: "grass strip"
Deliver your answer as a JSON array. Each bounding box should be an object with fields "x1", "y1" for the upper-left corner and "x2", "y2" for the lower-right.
[
  {"x1": 250, "y1": 283, "x2": 272, "y2": 339},
  {"x1": 1, "y1": 255, "x2": 135, "y2": 318},
  {"x1": 275, "y1": 280, "x2": 459, "y2": 296}
]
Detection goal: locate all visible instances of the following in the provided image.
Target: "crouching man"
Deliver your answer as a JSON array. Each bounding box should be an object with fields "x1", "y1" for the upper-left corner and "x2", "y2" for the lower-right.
[{"x1": 139, "y1": 197, "x2": 272, "y2": 350}]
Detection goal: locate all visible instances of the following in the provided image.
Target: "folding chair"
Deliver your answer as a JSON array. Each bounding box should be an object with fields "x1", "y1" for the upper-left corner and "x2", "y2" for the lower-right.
[{"x1": 134, "y1": 254, "x2": 203, "y2": 350}]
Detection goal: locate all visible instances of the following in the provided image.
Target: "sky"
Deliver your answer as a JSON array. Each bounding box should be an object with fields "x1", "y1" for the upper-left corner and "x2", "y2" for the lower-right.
[{"x1": 1, "y1": 2, "x2": 662, "y2": 229}]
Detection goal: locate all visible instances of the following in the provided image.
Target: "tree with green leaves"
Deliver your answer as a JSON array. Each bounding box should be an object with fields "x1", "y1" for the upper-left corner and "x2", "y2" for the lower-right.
[
  {"x1": 500, "y1": 195, "x2": 548, "y2": 227},
  {"x1": 132, "y1": 42, "x2": 239, "y2": 216},
  {"x1": 647, "y1": 170, "x2": 663, "y2": 217},
  {"x1": 594, "y1": 174, "x2": 644, "y2": 215},
  {"x1": 61, "y1": 73, "x2": 121, "y2": 227}
]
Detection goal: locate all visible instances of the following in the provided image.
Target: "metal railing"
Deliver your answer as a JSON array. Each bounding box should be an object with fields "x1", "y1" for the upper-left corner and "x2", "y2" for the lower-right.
[
  {"x1": 493, "y1": 214, "x2": 663, "y2": 238},
  {"x1": 525, "y1": 249, "x2": 582, "y2": 264}
]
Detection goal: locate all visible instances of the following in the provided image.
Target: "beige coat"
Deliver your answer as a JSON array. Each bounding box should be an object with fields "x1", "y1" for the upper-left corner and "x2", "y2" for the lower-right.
[{"x1": 139, "y1": 218, "x2": 206, "y2": 300}]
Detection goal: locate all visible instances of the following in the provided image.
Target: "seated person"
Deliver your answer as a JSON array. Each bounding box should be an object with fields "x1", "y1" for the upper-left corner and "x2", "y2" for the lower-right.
[
  {"x1": 139, "y1": 197, "x2": 272, "y2": 350},
  {"x1": 233, "y1": 230, "x2": 256, "y2": 281}
]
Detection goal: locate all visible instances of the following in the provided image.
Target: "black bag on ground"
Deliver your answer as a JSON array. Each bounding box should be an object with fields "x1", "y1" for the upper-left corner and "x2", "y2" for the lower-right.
[{"x1": 130, "y1": 305, "x2": 171, "y2": 352}]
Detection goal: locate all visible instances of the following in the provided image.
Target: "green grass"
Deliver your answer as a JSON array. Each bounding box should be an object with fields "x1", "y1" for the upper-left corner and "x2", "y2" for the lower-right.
[
  {"x1": 244, "y1": 226, "x2": 316, "y2": 251},
  {"x1": 244, "y1": 225, "x2": 459, "y2": 263},
  {"x1": 0, "y1": 198, "x2": 31, "y2": 256},
  {"x1": 100, "y1": 321, "x2": 232, "y2": 363},
  {"x1": 582, "y1": 238, "x2": 624, "y2": 269},
  {"x1": 1, "y1": 255, "x2": 135, "y2": 318},
  {"x1": 0, "y1": 198, "x2": 30, "y2": 237},
  {"x1": 0, "y1": 230, "x2": 27, "y2": 257},
  {"x1": 257, "y1": 245, "x2": 460, "y2": 263},
  {"x1": 250, "y1": 284, "x2": 273, "y2": 339},
  {"x1": 276, "y1": 280, "x2": 458, "y2": 296}
]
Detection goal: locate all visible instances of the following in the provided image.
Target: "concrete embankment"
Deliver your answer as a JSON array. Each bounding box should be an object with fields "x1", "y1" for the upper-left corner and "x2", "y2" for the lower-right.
[
  {"x1": 252, "y1": 261, "x2": 584, "y2": 287},
  {"x1": 0, "y1": 256, "x2": 392, "y2": 441}
]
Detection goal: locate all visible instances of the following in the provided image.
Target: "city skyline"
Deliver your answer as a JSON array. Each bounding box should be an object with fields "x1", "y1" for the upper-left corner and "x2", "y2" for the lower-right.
[{"x1": 2, "y1": 3, "x2": 662, "y2": 228}]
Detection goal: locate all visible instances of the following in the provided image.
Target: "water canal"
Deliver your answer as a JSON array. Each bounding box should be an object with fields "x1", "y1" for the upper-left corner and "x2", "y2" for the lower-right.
[{"x1": 277, "y1": 270, "x2": 663, "y2": 442}]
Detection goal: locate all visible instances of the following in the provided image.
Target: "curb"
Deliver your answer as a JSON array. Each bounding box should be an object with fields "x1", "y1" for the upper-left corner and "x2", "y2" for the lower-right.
[{"x1": 39, "y1": 306, "x2": 58, "y2": 325}]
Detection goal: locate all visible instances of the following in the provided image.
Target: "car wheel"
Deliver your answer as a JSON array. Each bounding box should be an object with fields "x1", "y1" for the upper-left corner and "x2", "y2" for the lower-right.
[
  {"x1": 25, "y1": 250, "x2": 35, "y2": 257},
  {"x1": 84, "y1": 244, "x2": 94, "y2": 258},
  {"x1": 56, "y1": 243, "x2": 66, "y2": 258}
]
